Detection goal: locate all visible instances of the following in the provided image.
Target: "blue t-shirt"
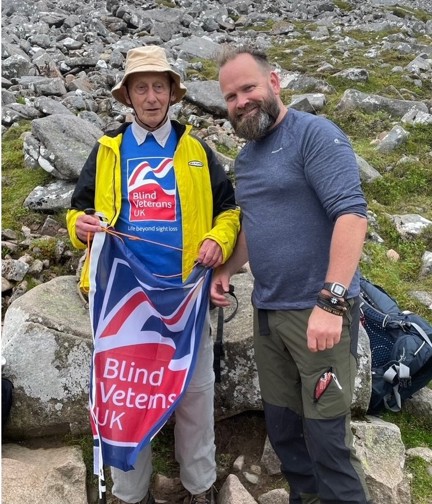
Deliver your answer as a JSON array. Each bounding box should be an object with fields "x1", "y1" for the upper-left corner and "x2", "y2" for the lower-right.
[
  {"x1": 234, "y1": 108, "x2": 367, "y2": 309},
  {"x1": 115, "y1": 126, "x2": 183, "y2": 281}
]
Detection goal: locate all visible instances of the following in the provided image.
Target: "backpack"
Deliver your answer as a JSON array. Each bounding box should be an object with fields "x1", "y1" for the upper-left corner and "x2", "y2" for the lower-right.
[
  {"x1": 2, "y1": 375, "x2": 14, "y2": 431},
  {"x1": 359, "y1": 276, "x2": 432, "y2": 415}
]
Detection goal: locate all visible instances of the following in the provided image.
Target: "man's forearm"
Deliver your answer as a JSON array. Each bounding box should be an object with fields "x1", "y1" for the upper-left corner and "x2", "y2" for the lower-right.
[
  {"x1": 223, "y1": 228, "x2": 249, "y2": 275},
  {"x1": 325, "y1": 214, "x2": 367, "y2": 288}
]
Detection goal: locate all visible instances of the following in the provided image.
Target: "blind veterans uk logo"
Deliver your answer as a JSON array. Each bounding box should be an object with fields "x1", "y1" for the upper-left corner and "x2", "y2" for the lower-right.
[
  {"x1": 127, "y1": 158, "x2": 176, "y2": 221},
  {"x1": 88, "y1": 231, "x2": 211, "y2": 472}
]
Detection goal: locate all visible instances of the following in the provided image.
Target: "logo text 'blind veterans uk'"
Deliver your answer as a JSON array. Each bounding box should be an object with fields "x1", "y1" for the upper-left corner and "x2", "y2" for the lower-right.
[
  {"x1": 88, "y1": 231, "x2": 211, "y2": 471},
  {"x1": 128, "y1": 159, "x2": 176, "y2": 221}
]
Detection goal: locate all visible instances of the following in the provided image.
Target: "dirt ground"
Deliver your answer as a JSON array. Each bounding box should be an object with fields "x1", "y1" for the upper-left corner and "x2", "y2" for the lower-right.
[
  {"x1": 144, "y1": 410, "x2": 288, "y2": 503},
  {"x1": 214, "y1": 411, "x2": 288, "y2": 498}
]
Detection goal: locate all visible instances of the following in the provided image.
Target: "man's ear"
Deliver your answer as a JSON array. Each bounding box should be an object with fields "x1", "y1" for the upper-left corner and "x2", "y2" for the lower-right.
[
  {"x1": 269, "y1": 70, "x2": 281, "y2": 94},
  {"x1": 124, "y1": 87, "x2": 132, "y2": 106}
]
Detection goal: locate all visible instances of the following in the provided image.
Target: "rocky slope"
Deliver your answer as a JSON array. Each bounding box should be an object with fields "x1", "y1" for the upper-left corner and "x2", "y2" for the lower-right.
[{"x1": 2, "y1": 1, "x2": 432, "y2": 503}]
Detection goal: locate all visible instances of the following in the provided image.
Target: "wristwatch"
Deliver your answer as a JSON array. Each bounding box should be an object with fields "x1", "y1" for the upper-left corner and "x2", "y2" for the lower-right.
[{"x1": 323, "y1": 282, "x2": 347, "y2": 299}]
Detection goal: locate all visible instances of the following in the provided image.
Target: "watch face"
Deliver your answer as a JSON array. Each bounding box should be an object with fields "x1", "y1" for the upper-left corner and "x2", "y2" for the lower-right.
[{"x1": 332, "y1": 284, "x2": 345, "y2": 296}]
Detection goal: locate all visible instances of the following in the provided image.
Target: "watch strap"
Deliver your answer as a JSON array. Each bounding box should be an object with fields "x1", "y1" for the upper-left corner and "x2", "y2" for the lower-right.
[{"x1": 323, "y1": 282, "x2": 347, "y2": 298}]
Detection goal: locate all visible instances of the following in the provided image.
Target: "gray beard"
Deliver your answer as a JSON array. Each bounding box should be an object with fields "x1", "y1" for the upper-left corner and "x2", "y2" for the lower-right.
[{"x1": 231, "y1": 97, "x2": 280, "y2": 141}]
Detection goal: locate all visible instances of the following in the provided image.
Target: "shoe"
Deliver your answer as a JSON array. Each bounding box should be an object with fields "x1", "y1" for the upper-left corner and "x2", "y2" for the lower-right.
[
  {"x1": 140, "y1": 492, "x2": 155, "y2": 504},
  {"x1": 138, "y1": 492, "x2": 155, "y2": 504},
  {"x1": 188, "y1": 486, "x2": 216, "y2": 504}
]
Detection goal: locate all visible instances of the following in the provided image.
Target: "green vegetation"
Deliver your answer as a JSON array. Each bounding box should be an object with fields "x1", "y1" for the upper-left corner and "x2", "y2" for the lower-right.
[
  {"x1": 65, "y1": 425, "x2": 179, "y2": 493},
  {"x1": 407, "y1": 457, "x2": 432, "y2": 504},
  {"x1": 2, "y1": 122, "x2": 54, "y2": 230},
  {"x1": 214, "y1": 143, "x2": 239, "y2": 159},
  {"x1": 156, "y1": 0, "x2": 175, "y2": 8},
  {"x1": 186, "y1": 58, "x2": 219, "y2": 81},
  {"x1": 333, "y1": 0, "x2": 353, "y2": 11},
  {"x1": 389, "y1": 6, "x2": 432, "y2": 22},
  {"x1": 267, "y1": 29, "x2": 432, "y2": 101},
  {"x1": 382, "y1": 410, "x2": 432, "y2": 448},
  {"x1": 151, "y1": 425, "x2": 177, "y2": 475}
]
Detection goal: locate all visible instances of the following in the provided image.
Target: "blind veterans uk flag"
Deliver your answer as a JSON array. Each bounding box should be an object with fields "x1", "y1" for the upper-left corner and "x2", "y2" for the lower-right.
[{"x1": 87, "y1": 230, "x2": 211, "y2": 473}]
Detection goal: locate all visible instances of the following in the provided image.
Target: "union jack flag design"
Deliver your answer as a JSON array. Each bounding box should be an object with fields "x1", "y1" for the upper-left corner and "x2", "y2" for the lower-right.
[{"x1": 88, "y1": 231, "x2": 211, "y2": 472}]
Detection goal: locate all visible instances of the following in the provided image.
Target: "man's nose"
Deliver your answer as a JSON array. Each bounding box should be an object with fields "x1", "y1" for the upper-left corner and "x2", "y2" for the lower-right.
[
  {"x1": 145, "y1": 89, "x2": 158, "y2": 102},
  {"x1": 236, "y1": 94, "x2": 250, "y2": 109}
]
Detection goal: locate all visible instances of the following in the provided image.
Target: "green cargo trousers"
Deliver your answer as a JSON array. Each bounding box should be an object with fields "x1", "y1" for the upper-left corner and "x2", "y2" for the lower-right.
[{"x1": 254, "y1": 298, "x2": 372, "y2": 504}]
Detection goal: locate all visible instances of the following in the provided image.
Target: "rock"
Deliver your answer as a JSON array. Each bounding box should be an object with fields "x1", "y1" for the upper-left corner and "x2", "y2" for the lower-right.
[
  {"x1": 1, "y1": 444, "x2": 87, "y2": 504},
  {"x1": 212, "y1": 269, "x2": 261, "y2": 419},
  {"x1": 375, "y1": 125, "x2": 410, "y2": 153},
  {"x1": 2, "y1": 259, "x2": 29, "y2": 282},
  {"x1": 332, "y1": 68, "x2": 369, "y2": 81},
  {"x1": 2, "y1": 276, "x2": 92, "y2": 439},
  {"x1": 260, "y1": 436, "x2": 281, "y2": 476},
  {"x1": 243, "y1": 472, "x2": 259, "y2": 484},
  {"x1": 353, "y1": 417, "x2": 411, "y2": 504},
  {"x1": 185, "y1": 80, "x2": 226, "y2": 116},
  {"x1": 217, "y1": 474, "x2": 257, "y2": 504},
  {"x1": 23, "y1": 180, "x2": 76, "y2": 211},
  {"x1": 406, "y1": 446, "x2": 432, "y2": 464},
  {"x1": 336, "y1": 89, "x2": 428, "y2": 117},
  {"x1": 391, "y1": 214, "x2": 432, "y2": 239},
  {"x1": 24, "y1": 114, "x2": 103, "y2": 180},
  {"x1": 289, "y1": 93, "x2": 326, "y2": 112},
  {"x1": 386, "y1": 249, "x2": 400, "y2": 261},
  {"x1": 402, "y1": 387, "x2": 432, "y2": 420},
  {"x1": 33, "y1": 96, "x2": 74, "y2": 116},
  {"x1": 2, "y1": 277, "x2": 14, "y2": 293},
  {"x1": 257, "y1": 488, "x2": 290, "y2": 504},
  {"x1": 419, "y1": 251, "x2": 432, "y2": 278},
  {"x1": 356, "y1": 154, "x2": 382, "y2": 183},
  {"x1": 2, "y1": 0, "x2": 432, "y2": 502},
  {"x1": 233, "y1": 455, "x2": 245, "y2": 472}
]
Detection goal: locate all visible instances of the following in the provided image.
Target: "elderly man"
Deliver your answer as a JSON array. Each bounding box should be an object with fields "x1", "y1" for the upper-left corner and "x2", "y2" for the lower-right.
[{"x1": 67, "y1": 45, "x2": 240, "y2": 504}]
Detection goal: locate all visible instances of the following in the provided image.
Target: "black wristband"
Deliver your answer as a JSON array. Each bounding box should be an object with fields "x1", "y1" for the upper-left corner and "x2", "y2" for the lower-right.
[
  {"x1": 317, "y1": 292, "x2": 348, "y2": 310},
  {"x1": 316, "y1": 295, "x2": 347, "y2": 316},
  {"x1": 316, "y1": 300, "x2": 345, "y2": 316}
]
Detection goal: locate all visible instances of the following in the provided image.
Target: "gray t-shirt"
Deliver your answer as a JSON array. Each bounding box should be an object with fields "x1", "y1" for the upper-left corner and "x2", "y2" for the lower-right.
[{"x1": 234, "y1": 108, "x2": 367, "y2": 310}]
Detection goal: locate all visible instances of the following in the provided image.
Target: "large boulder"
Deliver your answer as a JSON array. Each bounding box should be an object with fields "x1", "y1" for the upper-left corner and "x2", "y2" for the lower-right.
[
  {"x1": 2, "y1": 276, "x2": 92, "y2": 439},
  {"x1": 23, "y1": 114, "x2": 103, "y2": 180}
]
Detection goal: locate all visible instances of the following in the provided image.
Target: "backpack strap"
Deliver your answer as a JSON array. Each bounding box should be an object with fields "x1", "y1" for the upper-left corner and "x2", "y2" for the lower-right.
[
  {"x1": 384, "y1": 388, "x2": 402, "y2": 412},
  {"x1": 383, "y1": 362, "x2": 411, "y2": 412},
  {"x1": 213, "y1": 306, "x2": 225, "y2": 384},
  {"x1": 406, "y1": 319, "x2": 432, "y2": 348}
]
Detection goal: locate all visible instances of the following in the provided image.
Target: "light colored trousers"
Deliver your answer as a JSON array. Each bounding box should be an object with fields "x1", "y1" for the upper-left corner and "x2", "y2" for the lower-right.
[{"x1": 111, "y1": 320, "x2": 216, "y2": 503}]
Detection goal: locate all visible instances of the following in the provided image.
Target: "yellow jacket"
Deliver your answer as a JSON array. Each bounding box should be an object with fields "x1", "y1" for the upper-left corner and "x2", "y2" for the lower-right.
[{"x1": 67, "y1": 121, "x2": 240, "y2": 290}]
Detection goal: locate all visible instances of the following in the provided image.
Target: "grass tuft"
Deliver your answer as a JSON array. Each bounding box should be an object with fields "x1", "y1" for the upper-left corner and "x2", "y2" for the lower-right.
[{"x1": 2, "y1": 122, "x2": 53, "y2": 230}]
